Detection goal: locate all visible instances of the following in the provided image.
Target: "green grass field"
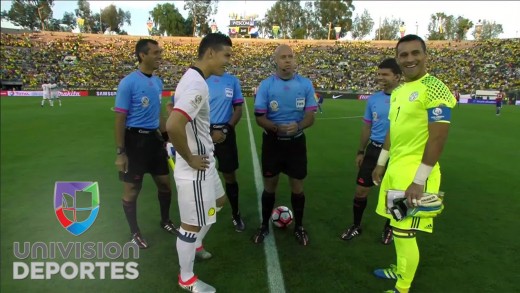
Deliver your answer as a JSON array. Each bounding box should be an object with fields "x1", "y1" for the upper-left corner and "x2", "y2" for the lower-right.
[{"x1": 1, "y1": 97, "x2": 519, "y2": 293}]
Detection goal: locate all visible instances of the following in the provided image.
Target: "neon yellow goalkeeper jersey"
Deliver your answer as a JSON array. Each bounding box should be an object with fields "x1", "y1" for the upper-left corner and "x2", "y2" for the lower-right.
[{"x1": 388, "y1": 73, "x2": 456, "y2": 164}]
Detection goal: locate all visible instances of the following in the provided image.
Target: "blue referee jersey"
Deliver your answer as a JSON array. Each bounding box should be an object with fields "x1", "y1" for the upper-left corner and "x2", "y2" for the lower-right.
[
  {"x1": 115, "y1": 71, "x2": 163, "y2": 129},
  {"x1": 254, "y1": 74, "x2": 318, "y2": 124},
  {"x1": 207, "y1": 73, "x2": 244, "y2": 124},
  {"x1": 363, "y1": 91, "x2": 390, "y2": 143}
]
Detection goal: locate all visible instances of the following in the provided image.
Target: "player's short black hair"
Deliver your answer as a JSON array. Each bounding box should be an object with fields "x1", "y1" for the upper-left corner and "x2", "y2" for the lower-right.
[
  {"x1": 198, "y1": 33, "x2": 232, "y2": 59},
  {"x1": 135, "y1": 39, "x2": 158, "y2": 63},
  {"x1": 396, "y1": 34, "x2": 427, "y2": 54},
  {"x1": 378, "y1": 58, "x2": 402, "y2": 75}
]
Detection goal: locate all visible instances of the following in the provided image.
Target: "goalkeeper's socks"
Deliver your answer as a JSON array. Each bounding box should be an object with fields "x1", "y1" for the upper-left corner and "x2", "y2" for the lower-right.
[
  {"x1": 393, "y1": 230, "x2": 419, "y2": 291},
  {"x1": 353, "y1": 197, "x2": 367, "y2": 226},
  {"x1": 177, "y1": 227, "x2": 198, "y2": 282},
  {"x1": 291, "y1": 192, "x2": 305, "y2": 227},
  {"x1": 122, "y1": 199, "x2": 140, "y2": 234},
  {"x1": 225, "y1": 182, "x2": 240, "y2": 218},
  {"x1": 157, "y1": 191, "x2": 172, "y2": 222},
  {"x1": 261, "y1": 191, "x2": 276, "y2": 226}
]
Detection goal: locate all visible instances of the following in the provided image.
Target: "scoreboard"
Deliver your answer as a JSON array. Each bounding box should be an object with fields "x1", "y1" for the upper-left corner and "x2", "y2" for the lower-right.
[{"x1": 229, "y1": 20, "x2": 258, "y2": 37}]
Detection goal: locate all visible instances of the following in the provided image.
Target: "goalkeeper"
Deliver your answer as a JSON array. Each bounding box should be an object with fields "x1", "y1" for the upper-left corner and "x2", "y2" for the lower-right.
[{"x1": 371, "y1": 35, "x2": 456, "y2": 293}]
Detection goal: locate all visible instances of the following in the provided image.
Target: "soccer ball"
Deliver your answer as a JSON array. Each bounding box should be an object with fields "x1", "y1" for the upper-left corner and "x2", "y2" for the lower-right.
[{"x1": 271, "y1": 206, "x2": 293, "y2": 228}]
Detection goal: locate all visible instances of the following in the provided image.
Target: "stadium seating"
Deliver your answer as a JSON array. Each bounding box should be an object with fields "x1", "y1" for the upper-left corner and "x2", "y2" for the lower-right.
[{"x1": 1, "y1": 32, "x2": 519, "y2": 93}]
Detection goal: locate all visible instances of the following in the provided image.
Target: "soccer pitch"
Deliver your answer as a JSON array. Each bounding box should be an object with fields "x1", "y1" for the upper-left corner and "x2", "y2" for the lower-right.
[{"x1": 1, "y1": 97, "x2": 519, "y2": 293}]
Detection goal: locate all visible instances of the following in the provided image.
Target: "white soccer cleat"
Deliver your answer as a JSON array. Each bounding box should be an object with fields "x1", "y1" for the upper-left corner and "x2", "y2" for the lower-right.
[
  {"x1": 179, "y1": 276, "x2": 216, "y2": 293},
  {"x1": 195, "y1": 248, "x2": 213, "y2": 260}
]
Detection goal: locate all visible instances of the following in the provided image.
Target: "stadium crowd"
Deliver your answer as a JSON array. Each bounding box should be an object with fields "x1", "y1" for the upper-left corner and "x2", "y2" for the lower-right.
[{"x1": 1, "y1": 32, "x2": 519, "y2": 93}]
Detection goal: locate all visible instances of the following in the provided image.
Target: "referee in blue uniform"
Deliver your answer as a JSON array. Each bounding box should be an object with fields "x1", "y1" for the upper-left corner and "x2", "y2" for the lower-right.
[
  {"x1": 114, "y1": 39, "x2": 176, "y2": 249},
  {"x1": 340, "y1": 58, "x2": 401, "y2": 244},
  {"x1": 207, "y1": 73, "x2": 246, "y2": 231},
  {"x1": 252, "y1": 45, "x2": 318, "y2": 246}
]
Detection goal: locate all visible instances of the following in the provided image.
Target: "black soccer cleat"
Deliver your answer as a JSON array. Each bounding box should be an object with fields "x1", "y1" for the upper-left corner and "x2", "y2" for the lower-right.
[
  {"x1": 294, "y1": 226, "x2": 309, "y2": 246},
  {"x1": 131, "y1": 232, "x2": 149, "y2": 249},
  {"x1": 232, "y1": 216, "x2": 246, "y2": 232},
  {"x1": 251, "y1": 225, "x2": 269, "y2": 244},
  {"x1": 340, "y1": 224, "x2": 362, "y2": 241},
  {"x1": 161, "y1": 220, "x2": 179, "y2": 236}
]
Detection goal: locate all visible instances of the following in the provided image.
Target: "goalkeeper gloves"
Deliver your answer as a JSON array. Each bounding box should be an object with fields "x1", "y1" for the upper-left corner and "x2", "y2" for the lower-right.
[{"x1": 387, "y1": 190, "x2": 445, "y2": 221}]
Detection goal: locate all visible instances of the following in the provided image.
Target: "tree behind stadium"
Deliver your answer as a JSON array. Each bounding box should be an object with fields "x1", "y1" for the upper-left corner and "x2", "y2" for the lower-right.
[
  {"x1": 149, "y1": 3, "x2": 188, "y2": 36},
  {"x1": 1, "y1": 0, "x2": 54, "y2": 31}
]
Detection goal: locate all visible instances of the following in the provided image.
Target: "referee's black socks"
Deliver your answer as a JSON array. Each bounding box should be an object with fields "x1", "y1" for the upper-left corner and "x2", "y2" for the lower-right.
[
  {"x1": 122, "y1": 199, "x2": 139, "y2": 234},
  {"x1": 225, "y1": 182, "x2": 240, "y2": 218},
  {"x1": 353, "y1": 197, "x2": 368, "y2": 226},
  {"x1": 261, "y1": 190, "x2": 276, "y2": 226},
  {"x1": 158, "y1": 191, "x2": 172, "y2": 223},
  {"x1": 291, "y1": 192, "x2": 305, "y2": 228}
]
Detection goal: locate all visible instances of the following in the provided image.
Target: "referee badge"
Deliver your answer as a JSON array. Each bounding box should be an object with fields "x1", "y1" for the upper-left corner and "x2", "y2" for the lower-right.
[
  {"x1": 409, "y1": 91, "x2": 419, "y2": 101},
  {"x1": 225, "y1": 87, "x2": 233, "y2": 98},
  {"x1": 270, "y1": 100, "x2": 279, "y2": 112}
]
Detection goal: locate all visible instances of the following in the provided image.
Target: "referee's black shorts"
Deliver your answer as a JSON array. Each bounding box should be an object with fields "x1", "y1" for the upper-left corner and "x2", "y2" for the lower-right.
[
  {"x1": 214, "y1": 126, "x2": 239, "y2": 173},
  {"x1": 119, "y1": 128, "x2": 169, "y2": 183},
  {"x1": 356, "y1": 140, "x2": 383, "y2": 187},
  {"x1": 261, "y1": 132, "x2": 307, "y2": 180}
]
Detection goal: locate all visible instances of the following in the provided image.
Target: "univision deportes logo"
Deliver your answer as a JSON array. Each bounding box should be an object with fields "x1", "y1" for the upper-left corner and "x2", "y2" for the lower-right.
[{"x1": 12, "y1": 182, "x2": 139, "y2": 280}]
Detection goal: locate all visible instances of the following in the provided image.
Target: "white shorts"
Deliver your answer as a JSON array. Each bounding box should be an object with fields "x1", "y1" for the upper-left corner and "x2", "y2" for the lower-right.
[
  {"x1": 176, "y1": 175, "x2": 225, "y2": 227},
  {"x1": 43, "y1": 95, "x2": 50, "y2": 100}
]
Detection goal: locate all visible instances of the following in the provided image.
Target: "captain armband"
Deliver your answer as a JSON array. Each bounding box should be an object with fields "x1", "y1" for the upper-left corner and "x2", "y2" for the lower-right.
[{"x1": 427, "y1": 106, "x2": 452, "y2": 123}]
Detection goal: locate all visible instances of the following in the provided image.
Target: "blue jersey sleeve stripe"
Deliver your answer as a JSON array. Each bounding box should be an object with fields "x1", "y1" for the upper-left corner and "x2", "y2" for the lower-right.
[
  {"x1": 114, "y1": 107, "x2": 128, "y2": 113},
  {"x1": 233, "y1": 98, "x2": 244, "y2": 104},
  {"x1": 427, "y1": 106, "x2": 452, "y2": 122}
]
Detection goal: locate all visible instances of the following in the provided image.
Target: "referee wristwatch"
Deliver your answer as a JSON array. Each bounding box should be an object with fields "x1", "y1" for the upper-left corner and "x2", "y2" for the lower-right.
[
  {"x1": 221, "y1": 126, "x2": 229, "y2": 134},
  {"x1": 116, "y1": 147, "x2": 126, "y2": 155}
]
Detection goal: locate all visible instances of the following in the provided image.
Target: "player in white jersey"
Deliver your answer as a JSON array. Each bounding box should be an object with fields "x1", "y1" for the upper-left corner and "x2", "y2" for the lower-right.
[
  {"x1": 41, "y1": 83, "x2": 53, "y2": 107},
  {"x1": 50, "y1": 83, "x2": 62, "y2": 106},
  {"x1": 167, "y1": 33, "x2": 233, "y2": 293}
]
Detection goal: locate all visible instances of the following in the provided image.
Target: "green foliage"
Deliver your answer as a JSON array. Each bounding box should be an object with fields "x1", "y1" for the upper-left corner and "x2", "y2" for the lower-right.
[
  {"x1": 263, "y1": 0, "x2": 305, "y2": 39},
  {"x1": 351, "y1": 9, "x2": 374, "y2": 40},
  {"x1": 100, "y1": 4, "x2": 131, "y2": 34},
  {"x1": 472, "y1": 20, "x2": 504, "y2": 40},
  {"x1": 374, "y1": 17, "x2": 401, "y2": 40},
  {"x1": 427, "y1": 12, "x2": 456, "y2": 40},
  {"x1": 314, "y1": 0, "x2": 354, "y2": 35},
  {"x1": 149, "y1": 3, "x2": 187, "y2": 36},
  {"x1": 2, "y1": 0, "x2": 54, "y2": 31},
  {"x1": 183, "y1": 0, "x2": 218, "y2": 36},
  {"x1": 454, "y1": 16, "x2": 473, "y2": 41},
  {"x1": 74, "y1": 0, "x2": 94, "y2": 33}
]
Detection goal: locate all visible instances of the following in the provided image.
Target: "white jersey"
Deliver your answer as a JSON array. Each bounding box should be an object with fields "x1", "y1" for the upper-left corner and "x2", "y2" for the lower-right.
[
  {"x1": 50, "y1": 83, "x2": 59, "y2": 98},
  {"x1": 173, "y1": 67, "x2": 216, "y2": 181},
  {"x1": 42, "y1": 84, "x2": 50, "y2": 98}
]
